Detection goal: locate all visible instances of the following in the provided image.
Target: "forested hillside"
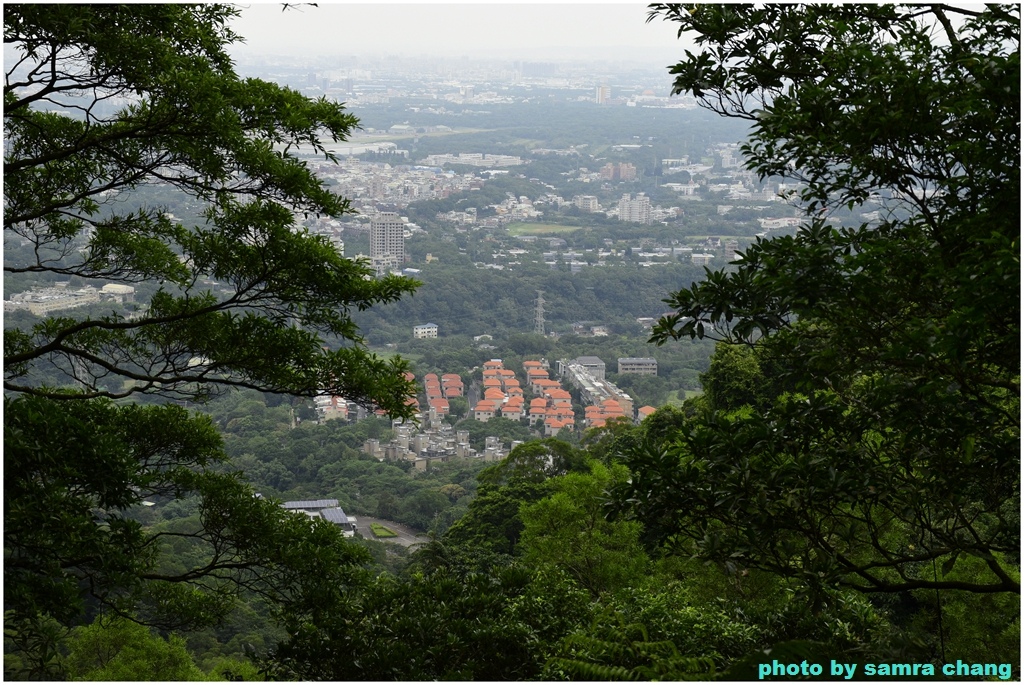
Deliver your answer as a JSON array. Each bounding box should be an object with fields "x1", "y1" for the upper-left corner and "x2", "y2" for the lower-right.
[{"x1": 353, "y1": 260, "x2": 710, "y2": 342}]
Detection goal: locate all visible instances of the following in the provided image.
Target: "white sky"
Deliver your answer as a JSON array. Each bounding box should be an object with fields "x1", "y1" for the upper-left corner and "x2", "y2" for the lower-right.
[{"x1": 228, "y1": 3, "x2": 693, "y2": 61}]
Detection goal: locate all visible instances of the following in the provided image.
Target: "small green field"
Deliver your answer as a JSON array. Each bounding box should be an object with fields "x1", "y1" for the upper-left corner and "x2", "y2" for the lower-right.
[
  {"x1": 666, "y1": 389, "x2": 702, "y2": 406},
  {"x1": 370, "y1": 523, "x2": 398, "y2": 538},
  {"x1": 507, "y1": 222, "x2": 584, "y2": 236}
]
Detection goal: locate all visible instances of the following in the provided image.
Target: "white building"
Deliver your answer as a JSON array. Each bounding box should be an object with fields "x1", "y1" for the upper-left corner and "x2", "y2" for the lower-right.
[
  {"x1": 617, "y1": 193, "x2": 653, "y2": 224},
  {"x1": 573, "y1": 195, "x2": 600, "y2": 212},
  {"x1": 413, "y1": 323, "x2": 438, "y2": 339},
  {"x1": 370, "y1": 211, "x2": 405, "y2": 272},
  {"x1": 618, "y1": 357, "x2": 658, "y2": 376}
]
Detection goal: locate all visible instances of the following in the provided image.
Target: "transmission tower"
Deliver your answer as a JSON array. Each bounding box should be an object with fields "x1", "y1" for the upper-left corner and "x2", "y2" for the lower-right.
[{"x1": 534, "y1": 290, "x2": 546, "y2": 335}]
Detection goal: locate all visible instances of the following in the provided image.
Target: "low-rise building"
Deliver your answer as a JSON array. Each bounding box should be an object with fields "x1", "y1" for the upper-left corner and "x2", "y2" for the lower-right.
[
  {"x1": 413, "y1": 323, "x2": 438, "y2": 339},
  {"x1": 618, "y1": 357, "x2": 658, "y2": 376}
]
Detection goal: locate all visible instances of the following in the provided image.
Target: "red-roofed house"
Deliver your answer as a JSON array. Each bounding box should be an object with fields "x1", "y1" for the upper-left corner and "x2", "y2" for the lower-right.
[
  {"x1": 547, "y1": 388, "x2": 572, "y2": 406},
  {"x1": 532, "y1": 377, "x2": 560, "y2": 394},
  {"x1": 474, "y1": 399, "x2": 501, "y2": 421},
  {"x1": 636, "y1": 405, "x2": 657, "y2": 423},
  {"x1": 500, "y1": 398, "x2": 525, "y2": 420},
  {"x1": 544, "y1": 417, "x2": 575, "y2": 437},
  {"x1": 428, "y1": 397, "x2": 450, "y2": 416}
]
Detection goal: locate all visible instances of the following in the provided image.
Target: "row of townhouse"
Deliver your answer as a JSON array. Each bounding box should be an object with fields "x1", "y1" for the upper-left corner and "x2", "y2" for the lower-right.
[
  {"x1": 423, "y1": 372, "x2": 464, "y2": 417},
  {"x1": 473, "y1": 359, "x2": 526, "y2": 421},
  {"x1": 521, "y1": 359, "x2": 577, "y2": 436}
]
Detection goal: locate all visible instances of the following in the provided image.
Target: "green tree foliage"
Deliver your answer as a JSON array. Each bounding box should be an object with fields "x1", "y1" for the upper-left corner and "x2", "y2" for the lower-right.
[
  {"x1": 693, "y1": 343, "x2": 769, "y2": 413},
  {"x1": 4, "y1": 5, "x2": 417, "y2": 410},
  {"x1": 2, "y1": 3, "x2": 417, "y2": 669},
  {"x1": 436, "y1": 479, "x2": 554, "y2": 562},
  {"x1": 262, "y1": 566, "x2": 591, "y2": 681},
  {"x1": 544, "y1": 616, "x2": 717, "y2": 681},
  {"x1": 478, "y1": 438, "x2": 588, "y2": 486},
  {"x1": 519, "y1": 462, "x2": 650, "y2": 596},
  {"x1": 5, "y1": 395, "x2": 376, "y2": 640},
  {"x1": 62, "y1": 617, "x2": 206, "y2": 681},
  {"x1": 626, "y1": 4, "x2": 1019, "y2": 596}
]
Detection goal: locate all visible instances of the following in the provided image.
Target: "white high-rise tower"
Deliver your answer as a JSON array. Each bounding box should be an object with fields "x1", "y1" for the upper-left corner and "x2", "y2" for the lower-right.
[{"x1": 370, "y1": 212, "x2": 405, "y2": 273}]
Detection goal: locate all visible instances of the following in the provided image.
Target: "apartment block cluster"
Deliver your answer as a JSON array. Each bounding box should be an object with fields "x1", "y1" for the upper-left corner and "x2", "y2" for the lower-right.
[
  {"x1": 437, "y1": 188, "x2": 676, "y2": 231},
  {"x1": 522, "y1": 360, "x2": 577, "y2": 436},
  {"x1": 352, "y1": 369, "x2": 519, "y2": 469},
  {"x1": 438, "y1": 191, "x2": 559, "y2": 230},
  {"x1": 474, "y1": 359, "x2": 527, "y2": 423},
  {"x1": 310, "y1": 158, "x2": 486, "y2": 211},
  {"x1": 470, "y1": 357, "x2": 659, "y2": 436},
  {"x1": 5, "y1": 283, "x2": 135, "y2": 316},
  {"x1": 616, "y1": 193, "x2": 653, "y2": 224},
  {"x1": 422, "y1": 372, "x2": 464, "y2": 417},
  {"x1": 599, "y1": 162, "x2": 637, "y2": 182}
]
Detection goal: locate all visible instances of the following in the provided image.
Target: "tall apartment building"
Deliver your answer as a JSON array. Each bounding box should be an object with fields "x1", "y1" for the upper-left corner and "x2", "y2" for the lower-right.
[
  {"x1": 599, "y1": 163, "x2": 637, "y2": 182},
  {"x1": 370, "y1": 211, "x2": 405, "y2": 272},
  {"x1": 617, "y1": 193, "x2": 653, "y2": 224},
  {"x1": 596, "y1": 84, "x2": 611, "y2": 104}
]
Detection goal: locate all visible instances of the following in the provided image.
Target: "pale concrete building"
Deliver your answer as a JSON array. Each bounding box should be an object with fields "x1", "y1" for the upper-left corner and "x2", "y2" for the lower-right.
[
  {"x1": 370, "y1": 211, "x2": 405, "y2": 272},
  {"x1": 413, "y1": 323, "x2": 438, "y2": 339},
  {"x1": 618, "y1": 358, "x2": 658, "y2": 376}
]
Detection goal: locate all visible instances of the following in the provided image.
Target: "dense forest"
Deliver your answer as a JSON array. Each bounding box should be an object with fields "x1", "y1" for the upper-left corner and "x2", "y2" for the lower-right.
[{"x1": 4, "y1": 3, "x2": 1018, "y2": 682}]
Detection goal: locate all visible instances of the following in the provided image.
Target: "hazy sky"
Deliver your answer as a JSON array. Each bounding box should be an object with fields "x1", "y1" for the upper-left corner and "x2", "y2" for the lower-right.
[{"x1": 228, "y1": 3, "x2": 694, "y2": 61}]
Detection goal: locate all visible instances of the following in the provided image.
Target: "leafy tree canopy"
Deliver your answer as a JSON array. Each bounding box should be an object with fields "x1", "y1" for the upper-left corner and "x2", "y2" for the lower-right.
[
  {"x1": 4, "y1": 4, "x2": 417, "y2": 410},
  {"x1": 619, "y1": 4, "x2": 1020, "y2": 596},
  {"x1": 2, "y1": 3, "x2": 417, "y2": 668}
]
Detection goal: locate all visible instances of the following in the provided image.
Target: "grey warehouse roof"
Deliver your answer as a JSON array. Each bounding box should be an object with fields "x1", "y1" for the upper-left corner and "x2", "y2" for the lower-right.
[
  {"x1": 319, "y1": 508, "x2": 350, "y2": 524},
  {"x1": 282, "y1": 499, "x2": 339, "y2": 510}
]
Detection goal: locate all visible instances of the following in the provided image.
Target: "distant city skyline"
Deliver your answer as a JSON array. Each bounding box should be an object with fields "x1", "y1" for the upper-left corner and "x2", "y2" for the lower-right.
[{"x1": 228, "y1": 3, "x2": 696, "y2": 62}]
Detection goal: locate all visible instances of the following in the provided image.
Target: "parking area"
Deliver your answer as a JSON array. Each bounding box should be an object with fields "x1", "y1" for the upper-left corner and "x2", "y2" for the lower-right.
[{"x1": 353, "y1": 516, "x2": 430, "y2": 548}]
